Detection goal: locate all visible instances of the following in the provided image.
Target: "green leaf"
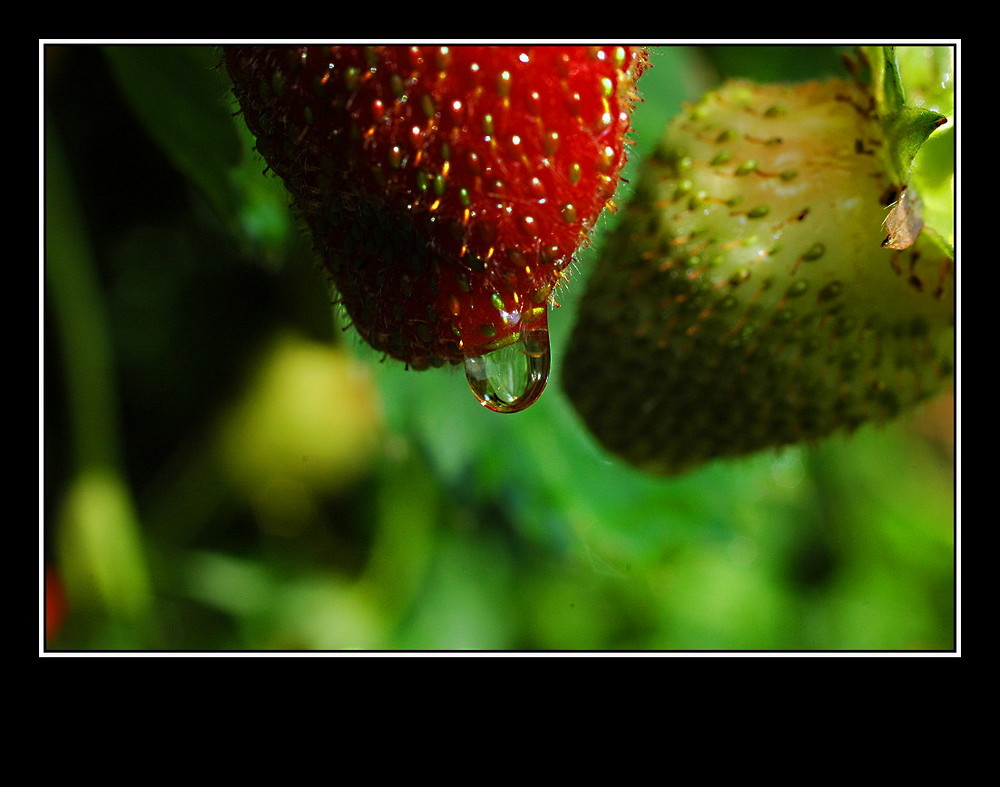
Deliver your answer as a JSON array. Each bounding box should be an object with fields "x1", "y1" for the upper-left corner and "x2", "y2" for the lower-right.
[
  {"x1": 102, "y1": 45, "x2": 244, "y2": 233},
  {"x1": 866, "y1": 45, "x2": 949, "y2": 181},
  {"x1": 887, "y1": 105, "x2": 949, "y2": 180}
]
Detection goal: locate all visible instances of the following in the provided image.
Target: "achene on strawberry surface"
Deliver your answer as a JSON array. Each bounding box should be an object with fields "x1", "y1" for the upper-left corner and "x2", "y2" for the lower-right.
[{"x1": 226, "y1": 45, "x2": 648, "y2": 411}]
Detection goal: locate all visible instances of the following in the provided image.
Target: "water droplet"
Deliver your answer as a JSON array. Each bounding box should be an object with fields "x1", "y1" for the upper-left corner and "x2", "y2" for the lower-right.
[{"x1": 464, "y1": 312, "x2": 551, "y2": 414}]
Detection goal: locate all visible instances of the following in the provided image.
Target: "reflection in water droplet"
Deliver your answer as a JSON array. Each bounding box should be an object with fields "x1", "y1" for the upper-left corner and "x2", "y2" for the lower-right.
[{"x1": 464, "y1": 313, "x2": 550, "y2": 414}]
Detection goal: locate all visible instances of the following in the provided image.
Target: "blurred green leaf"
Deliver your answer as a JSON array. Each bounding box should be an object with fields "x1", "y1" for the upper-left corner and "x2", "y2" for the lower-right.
[
  {"x1": 699, "y1": 44, "x2": 854, "y2": 82},
  {"x1": 103, "y1": 45, "x2": 245, "y2": 235}
]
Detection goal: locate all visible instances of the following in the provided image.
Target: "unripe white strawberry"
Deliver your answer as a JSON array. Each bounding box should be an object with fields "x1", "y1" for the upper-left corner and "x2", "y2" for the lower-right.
[{"x1": 563, "y1": 75, "x2": 954, "y2": 475}]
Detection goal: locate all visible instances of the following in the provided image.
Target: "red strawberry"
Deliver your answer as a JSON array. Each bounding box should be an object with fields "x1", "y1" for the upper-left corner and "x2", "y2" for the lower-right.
[{"x1": 225, "y1": 45, "x2": 647, "y2": 411}]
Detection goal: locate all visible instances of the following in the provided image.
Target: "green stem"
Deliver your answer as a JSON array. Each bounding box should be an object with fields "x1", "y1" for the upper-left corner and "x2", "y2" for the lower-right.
[{"x1": 45, "y1": 126, "x2": 154, "y2": 639}]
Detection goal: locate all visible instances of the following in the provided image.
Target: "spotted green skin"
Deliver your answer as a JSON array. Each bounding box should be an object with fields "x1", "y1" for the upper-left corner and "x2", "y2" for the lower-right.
[{"x1": 563, "y1": 78, "x2": 954, "y2": 475}]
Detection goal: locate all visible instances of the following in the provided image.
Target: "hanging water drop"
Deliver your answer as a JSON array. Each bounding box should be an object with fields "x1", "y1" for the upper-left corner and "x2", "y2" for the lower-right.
[{"x1": 464, "y1": 311, "x2": 551, "y2": 413}]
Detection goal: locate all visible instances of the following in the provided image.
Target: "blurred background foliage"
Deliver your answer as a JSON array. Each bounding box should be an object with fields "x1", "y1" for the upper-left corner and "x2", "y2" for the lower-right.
[{"x1": 42, "y1": 43, "x2": 957, "y2": 652}]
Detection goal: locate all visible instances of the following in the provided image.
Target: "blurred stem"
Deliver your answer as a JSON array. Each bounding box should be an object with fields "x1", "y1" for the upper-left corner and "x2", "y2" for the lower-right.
[{"x1": 45, "y1": 126, "x2": 154, "y2": 635}]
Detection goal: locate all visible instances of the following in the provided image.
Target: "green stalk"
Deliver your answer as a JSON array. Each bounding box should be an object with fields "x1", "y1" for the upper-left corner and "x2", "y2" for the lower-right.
[{"x1": 45, "y1": 127, "x2": 153, "y2": 640}]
